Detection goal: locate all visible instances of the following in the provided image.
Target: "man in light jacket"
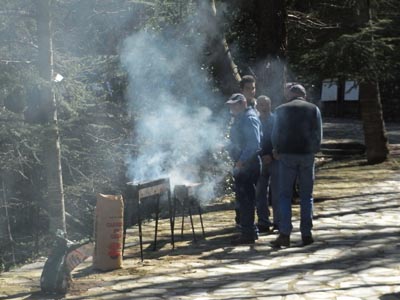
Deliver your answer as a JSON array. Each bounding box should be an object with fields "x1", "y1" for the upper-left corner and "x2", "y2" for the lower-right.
[{"x1": 226, "y1": 93, "x2": 261, "y2": 245}]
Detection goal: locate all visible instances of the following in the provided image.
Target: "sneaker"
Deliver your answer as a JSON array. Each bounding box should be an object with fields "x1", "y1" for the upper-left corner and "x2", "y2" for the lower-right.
[
  {"x1": 230, "y1": 235, "x2": 255, "y2": 245},
  {"x1": 257, "y1": 224, "x2": 271, "y2": 233},
  {"x1": 270, "y1": 234, "x2": 290, "y2": 248},
  {"x1": 302, "y1": 235, "x2": 314, "y2": 246}
]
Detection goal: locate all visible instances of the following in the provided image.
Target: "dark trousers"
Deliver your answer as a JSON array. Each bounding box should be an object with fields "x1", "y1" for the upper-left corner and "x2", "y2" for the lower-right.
[{"x1": 234, "y1": 166, "x2": 260, "y2": 238}]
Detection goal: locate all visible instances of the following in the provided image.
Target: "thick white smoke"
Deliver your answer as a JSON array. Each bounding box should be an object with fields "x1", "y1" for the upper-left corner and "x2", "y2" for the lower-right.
[{"x1": 120, "y1": 27, "x2": 229, "y2": 204}]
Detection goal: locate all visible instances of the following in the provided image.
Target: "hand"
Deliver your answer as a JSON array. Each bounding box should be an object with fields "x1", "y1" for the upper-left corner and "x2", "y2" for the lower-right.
[
  {"x1": 235, "y1": 161, "x2": 244, "y2": 169},
  {"x1": 262, "y1": 155, "x2": 272, "y2": 164},
  {"x1": 272, "y1": 149, "x2": 280, "y2": 160}
]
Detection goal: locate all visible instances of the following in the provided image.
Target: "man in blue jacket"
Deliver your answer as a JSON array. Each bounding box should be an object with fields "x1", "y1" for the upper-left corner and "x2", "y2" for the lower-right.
[
  {"x1": 255, "y1": 95, "x2": 279, "y2": 233},
  {"x1": 271, "y1": 84, "x2": 322, "y2": 247},
  {"x1": 226, "y1": 93, "x2": 262, "y2": 245}
]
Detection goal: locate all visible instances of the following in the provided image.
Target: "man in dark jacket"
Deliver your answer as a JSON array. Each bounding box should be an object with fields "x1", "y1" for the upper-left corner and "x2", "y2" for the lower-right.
[
  {"x1": 226, "y1": 93, "x2": 261, "y2": 245},
  {"x1": 271, "y1": 84, "x2": 322, "y2": 247}
]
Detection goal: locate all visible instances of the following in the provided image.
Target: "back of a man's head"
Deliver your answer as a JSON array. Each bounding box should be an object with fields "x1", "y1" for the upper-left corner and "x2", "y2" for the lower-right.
[
  {"x1": 285, "y1": 83, "x2": 306, "y2": 101},
  {"x1": 289, "y1": 84, "x2": 306, "y2": 98}
]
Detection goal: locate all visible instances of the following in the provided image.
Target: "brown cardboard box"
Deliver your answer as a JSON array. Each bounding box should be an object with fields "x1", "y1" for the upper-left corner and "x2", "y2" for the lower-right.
[{"x1": 93, "y1": 194, "x2": 124, "y2": 271}]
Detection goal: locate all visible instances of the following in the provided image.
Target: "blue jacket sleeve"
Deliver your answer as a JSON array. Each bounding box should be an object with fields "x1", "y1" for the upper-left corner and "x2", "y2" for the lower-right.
[{"x1": 239, "y1": 115, "x2": 261, "y2": 162}]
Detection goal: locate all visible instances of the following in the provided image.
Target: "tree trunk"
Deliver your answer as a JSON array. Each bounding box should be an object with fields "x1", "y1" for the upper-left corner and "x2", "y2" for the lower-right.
[
  {"x1": 359, "y1": 81, "x2": 389, "y2": 164},
  {"x1": 198, "y1": 0, "x2": 241, "y2": 97},
  {"x1": 36, "y1": 0, "x2": 66, "y2": 235},
  {"x1": 357, "y1": 0, "x2": 389, "y2": 164},
  {"x1": 243, "y1": 0, "x2": 288, "y2": 107},
  {"x1": 1, "y1": 178, "x2": 15, "y2": 266}
]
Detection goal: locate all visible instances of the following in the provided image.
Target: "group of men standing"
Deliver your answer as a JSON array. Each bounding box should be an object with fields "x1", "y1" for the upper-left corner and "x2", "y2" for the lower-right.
[{"x1": 226, "y1": 75, "x2": 323, "y2": 247}]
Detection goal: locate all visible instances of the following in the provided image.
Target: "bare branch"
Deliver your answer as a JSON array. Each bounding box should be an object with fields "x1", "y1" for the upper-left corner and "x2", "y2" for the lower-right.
[
  {"x1": 0, "y1": 10, "x2": 34, "y2": 18},
  {"x1": 0, "y1": 59, "x2": 33, "y2": 64},
  {"x1": 288, "y1": 10, "x2": 339, "y2": 30}
]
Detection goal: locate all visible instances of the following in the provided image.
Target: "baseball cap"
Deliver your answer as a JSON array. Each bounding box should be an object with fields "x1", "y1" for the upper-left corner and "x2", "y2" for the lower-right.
[
  {"x1": 226, "y1": 93, "x2": 246, "y2": 104},
  {"x1": 285, "y1": 82, "x2": 296, "y2": 89}
]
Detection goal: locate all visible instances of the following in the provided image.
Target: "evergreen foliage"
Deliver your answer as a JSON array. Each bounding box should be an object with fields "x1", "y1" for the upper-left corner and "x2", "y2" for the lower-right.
[{"x1": 286, "y1": 0, "x2": 400, "y2": 83}]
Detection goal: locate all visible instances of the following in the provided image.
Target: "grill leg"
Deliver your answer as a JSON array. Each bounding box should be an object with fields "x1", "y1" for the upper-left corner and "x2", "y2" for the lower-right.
[
  {"x1": 180, "y1": 199, "x2": 186, "y2": 239},
  {"x1": 198, "y1": 205, "x2": 206, "y2": 239},
  {"x1": 122, "y1": 218, "x2": 127, "y2": 256},
  {"x1": 168, "y1": 191, "x2": 175, "y2": 250},
  {"x1": 153, "y1": 195, "x2": 160, "y2": 251},
  {"x1": 188, "y1": 205, "x2": 197, "y2": 242},
  {"x1": 137, "y1": 200, "x2": 144, "y2": 261},
  {"x1": 122, "y1": 200, "x2": 134, "y2": 256}
]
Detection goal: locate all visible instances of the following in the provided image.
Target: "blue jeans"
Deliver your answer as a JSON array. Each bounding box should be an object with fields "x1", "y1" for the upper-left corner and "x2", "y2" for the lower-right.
[
  {"x1": 256, "y1": 160, "x2": 279, "y2": 227},
  {"x1": 278, "y1": 154, "x2": 315, "y2": 237},
  {"x1": 233, "y1": 162, "x2": 260, "y2": 238}
]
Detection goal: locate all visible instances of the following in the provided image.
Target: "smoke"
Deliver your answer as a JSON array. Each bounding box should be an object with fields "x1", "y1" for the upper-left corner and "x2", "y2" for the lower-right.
[{"x1": 120, "y1": 25, "x2": 229, "y2": 204}]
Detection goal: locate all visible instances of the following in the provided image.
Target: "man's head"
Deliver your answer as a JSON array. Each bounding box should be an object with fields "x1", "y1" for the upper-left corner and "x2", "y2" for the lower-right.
[
  {"x1": 240, "y1": 75, "x2": 256, "y2": 103},
  {"x1": 285, "y1": 82, "x2": 306, "y2": 101},
  {"x1": 226, "y1": 93, "x2": 247, "y2": 116},
  {"x1": 256, "y1": 95, "x2": 271, "y2": 117}
]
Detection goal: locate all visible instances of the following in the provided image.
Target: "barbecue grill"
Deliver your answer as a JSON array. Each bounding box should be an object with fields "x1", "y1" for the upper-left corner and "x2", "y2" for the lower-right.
[{"x1": 124, "y1": 178, "x2": 174, "y2": 261}]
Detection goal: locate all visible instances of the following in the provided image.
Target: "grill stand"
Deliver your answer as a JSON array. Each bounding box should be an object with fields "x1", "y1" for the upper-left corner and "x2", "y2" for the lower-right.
[{"x1": 173, "y1": 184, "x2": 206, "y2": 242}]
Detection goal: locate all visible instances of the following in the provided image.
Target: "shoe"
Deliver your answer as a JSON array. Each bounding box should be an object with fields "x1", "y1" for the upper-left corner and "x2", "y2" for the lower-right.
[
  {"x1": 230, "y1": 235, "x2": 255, "y2": 245},
  {"x1": 271, "y1": 224, "x2": 279, "y2": 233},
  {"x1": 257, "y1": 224, "x2": 271, "y2": 233},
  {"x1": 302, "y1": 235, "x2": 314, "y2": 246},
  {"x1": 270, "y1": 234, "x2": 290, "y2": 248}
]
